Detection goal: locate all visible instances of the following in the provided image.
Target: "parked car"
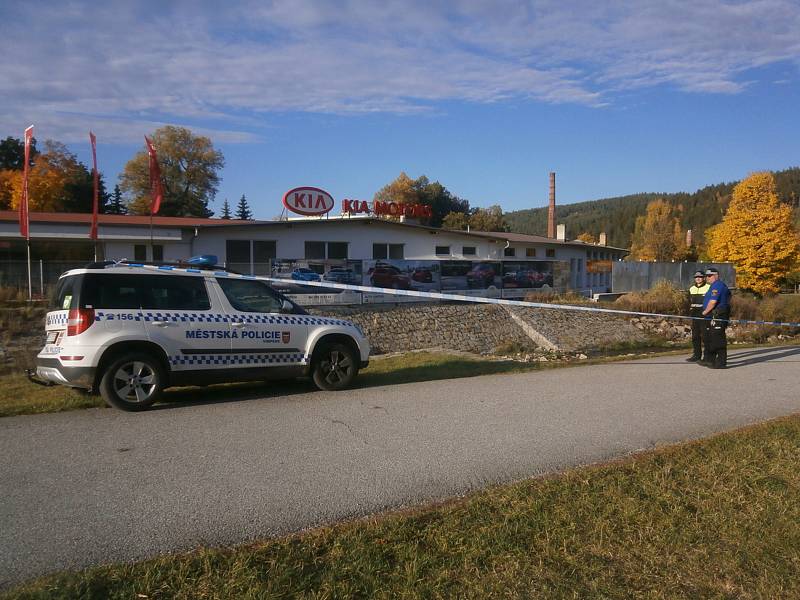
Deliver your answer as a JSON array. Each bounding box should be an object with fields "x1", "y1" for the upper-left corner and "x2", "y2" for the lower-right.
[
  {"x1": 323, "y1": 268, "x2": 360, "y2": 285},
  {"x1": 31, "y1": 261, "x2": 370, "y2": 411},
  {"x1": 370, "y1": 265, "x2": 412, "y2": 289},
  {"x1": 502, "y1": 270, "x2": 554, "y2": 288},
  {"x1": 502, "y1": 270, "x2": 534, "y2": 288},
  {"x1": 291, "y1": 267, "x2": 321, "y2": 281},
  {"x1": 411, "y1": 267, "x2": 433, "y2": 283},
  {"x1": 466, "y1": 263, "x2": 497, "y2": 288}
]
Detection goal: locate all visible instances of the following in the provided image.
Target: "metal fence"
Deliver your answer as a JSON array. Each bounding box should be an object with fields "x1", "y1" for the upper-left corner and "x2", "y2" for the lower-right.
[
  {"x1": 0, "y1": 260, "x2": 91, "y2": 297},
  {"x1": 611, "y1": 262, "x2": 737, "y2": 293}
]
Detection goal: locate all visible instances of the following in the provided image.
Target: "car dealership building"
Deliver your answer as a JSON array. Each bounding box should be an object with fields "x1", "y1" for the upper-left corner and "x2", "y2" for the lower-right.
[{"x1": 0, "y1": 209, "x2": 626, "y2": 301}]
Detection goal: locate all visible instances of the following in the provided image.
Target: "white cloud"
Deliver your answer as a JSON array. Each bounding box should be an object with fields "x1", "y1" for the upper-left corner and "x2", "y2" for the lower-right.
[{"x1": 1, "y1": 0, "x2": 798, "y2": 142}]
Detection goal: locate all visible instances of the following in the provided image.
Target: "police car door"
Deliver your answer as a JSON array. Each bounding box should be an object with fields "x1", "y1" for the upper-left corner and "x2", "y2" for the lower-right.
[
  {"x1": 138, "y1": 273, "x2": 230, "y2": 372},
  {"x1": 213, "y1": 277, "x2": 308, "y2": 369}
]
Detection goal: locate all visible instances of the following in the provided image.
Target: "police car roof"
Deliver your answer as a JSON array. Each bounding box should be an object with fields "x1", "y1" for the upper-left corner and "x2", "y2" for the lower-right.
[{"x1": 60, "y1": 262, "x2": 235, "y2": 279}]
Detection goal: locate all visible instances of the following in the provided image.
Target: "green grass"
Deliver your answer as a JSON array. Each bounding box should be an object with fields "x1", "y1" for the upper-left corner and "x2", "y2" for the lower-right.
[
  {"x1": 0, "y1": 374, "x2": 103, "y2": 416},
  {"x1": 0, "y1": 352, "x2": 538, "y2": 418},
  {"x1": 5, "y1": 415, "x2": 800, "y2": 599}
]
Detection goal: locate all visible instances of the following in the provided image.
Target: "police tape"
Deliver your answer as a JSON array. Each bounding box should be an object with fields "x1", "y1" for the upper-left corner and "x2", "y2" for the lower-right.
[{"x1": 120, "y1": 262, "x2": 800, "y2": 329}]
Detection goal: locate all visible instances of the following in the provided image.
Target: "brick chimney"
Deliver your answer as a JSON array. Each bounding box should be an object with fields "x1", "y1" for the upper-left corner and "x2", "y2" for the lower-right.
[
  {"x1": 547, "y1": 172, "x2": 556, "y2": 239},
  {"x1": 686, "y1": 229, "x2": 693, "y2": 248}
]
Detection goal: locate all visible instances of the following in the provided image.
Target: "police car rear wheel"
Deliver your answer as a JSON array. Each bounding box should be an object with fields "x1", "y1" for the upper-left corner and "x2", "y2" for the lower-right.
[
  {"x1": 312, "y1": 343, "x2": 358, "y2": 391},
  {"x1": 100, "y1": 353, "x2": 165, "y2": 411}
]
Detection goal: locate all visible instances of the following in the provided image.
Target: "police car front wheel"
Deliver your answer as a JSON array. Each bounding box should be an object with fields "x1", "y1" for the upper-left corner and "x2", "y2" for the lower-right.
[
  {"x1": 312, "y1": 343, "x2": 358, "y2": 391},
  {"x1": 99, "y1": 353, "x2": 165, "y2": 411}
]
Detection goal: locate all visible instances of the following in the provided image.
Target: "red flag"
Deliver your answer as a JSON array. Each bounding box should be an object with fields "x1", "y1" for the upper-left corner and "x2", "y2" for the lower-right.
[
  {"x1": 144, "y1": 136, "x2": 163, "y2": 215},
  {"x1": 89, "y1": 131, "x2": 99, "y2": 240},
  {"x1": 19, "y1": 125, "x2": 33, "y2": 239}
]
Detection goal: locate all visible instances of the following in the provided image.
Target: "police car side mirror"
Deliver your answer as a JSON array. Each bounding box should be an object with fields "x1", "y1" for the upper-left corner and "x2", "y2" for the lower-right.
[{"x1": 281, "y1": 299, "x2": 294, "y2": 313}]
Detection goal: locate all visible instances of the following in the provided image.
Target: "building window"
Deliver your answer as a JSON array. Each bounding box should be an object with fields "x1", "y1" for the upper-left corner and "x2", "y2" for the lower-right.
[
  {"x1": 152, "y1": 245, "x2": 164, "y2": 262},
  {"x1": 305, "y1": 241, "x2": 326, "y2": 260},
  {"x1": 226, "y1": 240, "x2": 251, "y2": 265},
  {"x1": 327, "y1": 242, "x2": 348, "y2": 260},
  {"x1": 373, "y1": 243, "x2": 404, "y2": 259},
  {"x1": 546, "y1": 248, "x2": 556, "y2": 258},
  {"x1": 373, "y1": 243, "x2": 387, "y2": 260},
  {"x1": 253, "y1": 241, "x2": 276, "y2": 262},
  {"x1": 435, "y1": 245, "x2": 450, "y2": 255},
  {"x1": 305, "y1": 241, "x2": 347, "y2": 259},
  {"x1": 504, "y1": 247, "x2": 516, "y2": 257},
  {"x1": 462, "y1": 246, "x2": 476, "y2": 256},
  {"x1": 526, "y1": 247, "x2": 536, "y2": 257},
  {"x1": 134, "y1": 245, "x2": 147, "y2": 261}
]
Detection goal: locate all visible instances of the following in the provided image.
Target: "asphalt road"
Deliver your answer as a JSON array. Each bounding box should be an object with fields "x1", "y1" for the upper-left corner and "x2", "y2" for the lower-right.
[{"x1": 2, "y1": 346, "x2": 800, "y2": 588}]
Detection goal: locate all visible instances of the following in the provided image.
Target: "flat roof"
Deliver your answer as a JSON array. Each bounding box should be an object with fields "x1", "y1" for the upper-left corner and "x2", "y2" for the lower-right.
[
  {"x1": 0, "y1": 211, "x2": 251, "y2": 227},
  {"x1": 0, "y1": 211, "x2": 627, "y2": 252}
]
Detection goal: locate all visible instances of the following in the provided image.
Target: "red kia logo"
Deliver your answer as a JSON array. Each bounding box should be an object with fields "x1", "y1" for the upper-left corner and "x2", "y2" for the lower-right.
[{"x1": 282, "y1": 186, "x2": 335, "y2": 216}]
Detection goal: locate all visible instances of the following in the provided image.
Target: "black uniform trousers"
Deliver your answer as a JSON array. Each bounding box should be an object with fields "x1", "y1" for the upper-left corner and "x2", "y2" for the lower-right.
[
  {"x1": 703, "y1": 308, "x2": 730, "y2": 368},
  {"x1": 689, "y1": 310, "x2": 705, "y2": 359}
]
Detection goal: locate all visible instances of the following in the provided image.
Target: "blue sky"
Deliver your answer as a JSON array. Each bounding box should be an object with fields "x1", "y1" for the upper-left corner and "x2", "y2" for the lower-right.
[{"x1": 2, "y1": 0, "x2": 799, "y2": 219}]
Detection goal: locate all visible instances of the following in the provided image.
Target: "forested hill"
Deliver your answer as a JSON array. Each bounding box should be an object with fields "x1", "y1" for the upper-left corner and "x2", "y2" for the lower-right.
[{"x1": 504, "y1": 167, "x2": 800, "y2": 249}]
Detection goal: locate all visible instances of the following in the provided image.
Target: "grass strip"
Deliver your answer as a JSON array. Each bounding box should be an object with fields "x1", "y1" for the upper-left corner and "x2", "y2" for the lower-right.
[{"x1": 5, "y1": 415, "x2": 800, "y2": 599}]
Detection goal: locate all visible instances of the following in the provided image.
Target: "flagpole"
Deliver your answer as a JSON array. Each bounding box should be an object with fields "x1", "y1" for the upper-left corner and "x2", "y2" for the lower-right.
[
  {"x1": 21, "y1": 125, "x2": 33, "y2": 301},
  {"x1": 26, "y1": 239, "x2": 32, "y2": 301}
]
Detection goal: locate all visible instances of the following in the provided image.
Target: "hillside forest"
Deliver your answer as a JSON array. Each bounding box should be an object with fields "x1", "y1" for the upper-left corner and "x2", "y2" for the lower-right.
[{"x1": 504, "y1": 168, "x2": 800, "y2": 251}]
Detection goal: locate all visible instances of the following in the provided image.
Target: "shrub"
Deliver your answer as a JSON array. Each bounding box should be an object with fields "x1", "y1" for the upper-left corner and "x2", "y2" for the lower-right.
[
  {"x1": 730, "y1": 293, "x2": 758, "y2": 321},
  {"x1": 614, "y1": 280, "x2": 688, "y2": 315}
]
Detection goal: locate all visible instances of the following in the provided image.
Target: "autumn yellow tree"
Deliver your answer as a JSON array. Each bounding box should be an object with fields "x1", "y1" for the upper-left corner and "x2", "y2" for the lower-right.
[
  {"x1": 7, "y1": 141, "x2": 100, "y2": 212},
  {"x1": 706, "y1": 172, "x2": 799, "y2": 294},
  {"x1": 576, "y1": 232, "x2": 596, "y2": 244},
  {"x1": 628, "y1": 199, "x2": 687, "y2": 261},
  {"x1": 373, "y1": 172, "x2": 420, "y2": 206}
]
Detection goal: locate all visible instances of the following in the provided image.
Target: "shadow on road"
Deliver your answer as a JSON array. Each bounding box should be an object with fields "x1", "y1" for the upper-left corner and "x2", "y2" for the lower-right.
[
  {"x1": 726, "y1": 346, "x2": 800, "y2": 367},
  {"x1": 615, "y1": 346, "x2": 800, "y2": 368},
  {"x1": 152, "y1": 358, "x2": 534, "y2": 412}
]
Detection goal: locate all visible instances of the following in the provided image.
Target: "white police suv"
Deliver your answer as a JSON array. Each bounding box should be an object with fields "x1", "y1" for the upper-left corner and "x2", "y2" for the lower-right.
[{"x1": 32, "y1": 259, "x2": 370, "y2": 411}]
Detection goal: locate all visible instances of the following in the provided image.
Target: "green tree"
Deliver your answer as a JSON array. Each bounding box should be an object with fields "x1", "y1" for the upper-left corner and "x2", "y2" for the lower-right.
[
  {"x1": 442, "y1": 211, "x2": 469, "y2": 230},
  {"x1": 468, "y1": 205, "x2": 507, "y2": 232},
  {"x1": 121, "y1": 126, "x2": 224, "y2": 217},
  {"x1": 706, "y1": 172, "x2": 799, "y2": 295},
  {"x1": 106, "y1": 184, "x2": 127, "y2": 215},
  {"x1": 220, "y1": 198, "x2": 232, "y2": 219},
  {"x1": 628, "y1": 199, "x2": 687, "y2": 261},
  {"x1": 235, "y1": 194, "x2": 253, "y2": 220},
  {"x1": 0, "y1": 135, "x2": 38, "y2": 170}
]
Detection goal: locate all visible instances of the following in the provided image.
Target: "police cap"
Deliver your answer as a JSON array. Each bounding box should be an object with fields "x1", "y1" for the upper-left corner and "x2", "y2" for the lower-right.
[
  {"x1": 704, "y1": 267, "x2": 719, "y2": 276},
  {"x1": 693, "y1": 271, "x2": 704, "y2": 277}
]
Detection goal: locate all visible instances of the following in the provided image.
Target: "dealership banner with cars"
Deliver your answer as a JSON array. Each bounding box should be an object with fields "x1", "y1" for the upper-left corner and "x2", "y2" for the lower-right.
[{"x1": 262, "y1": 258, "x2": 569, "y2": 306}]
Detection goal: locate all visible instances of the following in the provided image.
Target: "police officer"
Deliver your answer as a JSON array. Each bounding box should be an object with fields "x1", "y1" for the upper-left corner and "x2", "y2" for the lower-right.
[
  {"x1": 700, "y1": 267, "x2": 731, "y2": 369},
  {"x1": 686, "y1": 270, "x2": 710, "y2": 362}
]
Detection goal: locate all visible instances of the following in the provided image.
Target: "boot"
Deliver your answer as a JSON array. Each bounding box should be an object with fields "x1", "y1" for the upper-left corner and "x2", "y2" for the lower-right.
[
  {"x1": 712, "y1": 348, "x2": 727, "y2": 369},
  {"x1": 686, "y1": 355, "x2": 701, "y2": 362}
]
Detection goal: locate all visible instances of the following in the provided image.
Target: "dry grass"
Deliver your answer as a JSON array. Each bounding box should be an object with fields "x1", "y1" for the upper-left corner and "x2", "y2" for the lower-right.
[
  {"x1": 6, "y1": 415, "x2": 800, "y2": 599},
  {"x1": 614, "y1": 280, "x2": 688, "y2": 315}
]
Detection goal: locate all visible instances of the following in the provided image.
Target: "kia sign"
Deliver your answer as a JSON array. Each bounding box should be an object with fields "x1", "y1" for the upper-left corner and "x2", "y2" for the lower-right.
[{"x1": 283, "y1": 186, "x2": 335, "y2": 216}]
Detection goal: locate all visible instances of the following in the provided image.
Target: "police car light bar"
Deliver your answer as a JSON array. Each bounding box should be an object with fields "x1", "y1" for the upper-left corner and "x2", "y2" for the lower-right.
[{"x1": 187, "y1": 255, "x2": 218, "y2": 267}]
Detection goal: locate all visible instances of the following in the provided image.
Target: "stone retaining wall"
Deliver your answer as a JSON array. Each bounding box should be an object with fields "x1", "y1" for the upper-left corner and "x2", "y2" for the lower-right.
[{"x1": 310, "y1": 303, "x2": 649, "y2": 354}]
